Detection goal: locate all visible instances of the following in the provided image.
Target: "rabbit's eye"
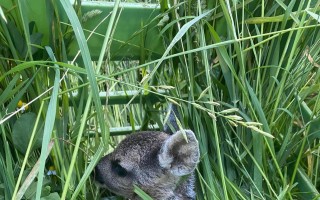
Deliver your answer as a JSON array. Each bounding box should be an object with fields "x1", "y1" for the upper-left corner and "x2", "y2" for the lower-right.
[{"x1": 111, "y1": 160, "x2": 128, "y2": 177}]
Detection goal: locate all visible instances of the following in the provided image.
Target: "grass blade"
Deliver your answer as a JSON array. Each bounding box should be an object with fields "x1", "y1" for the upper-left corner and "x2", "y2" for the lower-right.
[{"x1": 35, "y1": 47, "x2": 60, "y2": 199}]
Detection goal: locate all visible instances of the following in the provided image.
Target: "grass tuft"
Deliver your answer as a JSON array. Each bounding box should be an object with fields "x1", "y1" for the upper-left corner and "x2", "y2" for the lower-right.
[{"x1": 0, "y1": 0, "x2": 319, "y2": 199}]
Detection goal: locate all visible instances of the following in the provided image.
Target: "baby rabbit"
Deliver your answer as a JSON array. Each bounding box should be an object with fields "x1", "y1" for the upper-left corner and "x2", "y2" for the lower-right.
[{"x1": 94, "y1": 105, "x2": 200, "y2": 200}]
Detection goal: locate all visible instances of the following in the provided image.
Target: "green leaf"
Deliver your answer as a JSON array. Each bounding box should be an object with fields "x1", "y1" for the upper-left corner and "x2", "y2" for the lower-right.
[
  {"x1": 40, "y1": 192, "x2": 60, "y2": 200},
  {"x1": 12, "y1": 112, "x2": 44, "y2": 154},
  {"x1": 295, "y1": 167, "x2": 320, "y2": 200}
]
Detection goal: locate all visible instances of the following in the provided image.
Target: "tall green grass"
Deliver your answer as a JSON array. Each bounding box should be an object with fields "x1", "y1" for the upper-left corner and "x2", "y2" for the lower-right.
[{"x1": 0, "y1": 0, "x2": 320, "y2": 199}]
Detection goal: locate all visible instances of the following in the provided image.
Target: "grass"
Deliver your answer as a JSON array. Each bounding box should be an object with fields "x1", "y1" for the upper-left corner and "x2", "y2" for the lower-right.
[{"x1": 1, "y1": 0, "x2": 320, "y2": 199}]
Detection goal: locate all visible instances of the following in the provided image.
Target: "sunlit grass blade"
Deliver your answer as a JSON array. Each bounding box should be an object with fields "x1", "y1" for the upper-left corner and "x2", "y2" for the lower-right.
[
  {"x1": 58, "y1": 0, "x2": 107, "y2": 144},
  {"x1": 35, "y1": 47, "x2": 60, "y2": 199},
  {"x1": 134, "y1": 185, "x2": 154, "y2": 200}
]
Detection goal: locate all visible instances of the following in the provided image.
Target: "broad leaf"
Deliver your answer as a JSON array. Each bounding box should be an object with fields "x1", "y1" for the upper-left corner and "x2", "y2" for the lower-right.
[{"x1": 12, "y1": 112, "x2": 44, "y2": 154}]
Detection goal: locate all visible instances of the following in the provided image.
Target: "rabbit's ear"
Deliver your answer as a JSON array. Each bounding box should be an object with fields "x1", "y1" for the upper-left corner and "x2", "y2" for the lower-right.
[{"x1": 158, "y1": 130, "x2": 200, "y2": 176}]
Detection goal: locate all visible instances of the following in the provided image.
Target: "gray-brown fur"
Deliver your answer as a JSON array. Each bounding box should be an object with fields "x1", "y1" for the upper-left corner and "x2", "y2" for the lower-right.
[{"x1": 94, "y1": 106, "x2": 200, "y2": 200}]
